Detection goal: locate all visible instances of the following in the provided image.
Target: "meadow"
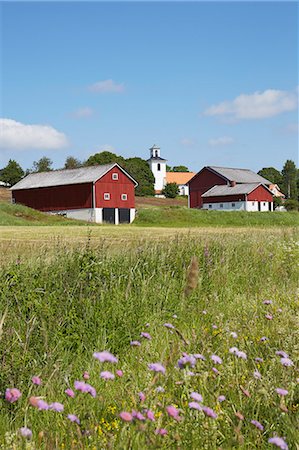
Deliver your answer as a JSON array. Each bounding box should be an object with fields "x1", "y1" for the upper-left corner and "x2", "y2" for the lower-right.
[{"x1": 0, "y1": 225, "x2": 298, "y2": 449}]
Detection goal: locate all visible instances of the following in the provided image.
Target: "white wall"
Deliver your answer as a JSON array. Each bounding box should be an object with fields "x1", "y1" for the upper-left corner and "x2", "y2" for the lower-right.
[
  {"x1": 202, "y1": 201, "x2": 273, "y2": 211},
  {"x1": 47, "y1": 207, "x2": 136, "y2": 223},
  {"x1": 148, "y1": 160, "x2": 166, "y2": 192},
  {"x1": 178, "y1": 184, "x2": 189, "y2": 196}
]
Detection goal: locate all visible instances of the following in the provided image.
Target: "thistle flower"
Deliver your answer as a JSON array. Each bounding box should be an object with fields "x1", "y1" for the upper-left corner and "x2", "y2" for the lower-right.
[
  {"x1": 280, "y1": 357, "x2": 293, "y2": 367},
  {"x1": 19, "y1": 427, "x2": 32, "y2": 439},
  {"x1": 190, "y1": 392, "x2": 203, "y2": 402},
  {"x1": 74, "y1": 381, "x2": 96, "y2": 397},
  {"x1": 37, "y1": 400, "x2": 49, "y2": 410},
  {"x1": 268, "y1": 437, "x2": 288, "y2": 449},
  {"x1": 130, "y1": 340, "x2": 141, "y2": 347},
  {"x1": 148, "y1": 363, "x2": 166, "y2": 374},
  {"x1": 68, "y1": 414, "x2": 80, "y2": 424},
  {"x1": 140, "y1": 332, "x2": 152, "y2": 340},
  {"x1": 32, "y1": 376, "x2": 41, "y2": 385},
  {"x1": 119, "y1": 411, "x2": 132, "y2": 422},
  {"x1": 65, "y1": 388, "x2": 75, "y2": 398},
  {"x1": 93, "y1": 351, "x2": 118, "y2": 363},
  {"x1": 178, "y1": 354, "x2": 196, "y2": 369},
  {"x1": 275, "y1": 350, "x2": 289, "y2": 358},
  {"x1": 237, "y1": 351, "x2": 247, "y2": 360},
  {"x1": 166, "y1": 405, "x2": 181, "y2": 421},
  {"x1": 100, "y1": 371, "x2": 115, "y2": 380},
  {"x1": 189, "y1": 401, "x2": 202, "y2": 410},
  {"x1": 184, "y1": 256, "x2": 199, "y2": 296},
  {"x1": 211, "y1": 355, "x2": 222, "y2": 364},
  {"x1": 5, "y1": 388, "x2": 22, "y2": 403},
  {"x1": 132, "y1": 410, "x2": 146, "y2": 421},
  {"x1": 251, "y1": 420, "x2": 264, "y2": 431},
  {"x1": 202, "y1": 406, "x2": 217, "y2": 419},
  {"x1": 275, "y1": 388, "x2": 288, "y2": 396},
  {"x1": 146, "y1": 410, "x2": 155, "y2": 421},
  {"x1": 49, "y1": 402, "x2": 64, "y2": 412}
]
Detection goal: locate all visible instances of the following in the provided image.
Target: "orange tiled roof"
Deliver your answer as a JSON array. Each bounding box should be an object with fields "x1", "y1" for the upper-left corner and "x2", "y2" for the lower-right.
[{"x1": 166, "y1": 172, "x2": 196, "y2": 185}]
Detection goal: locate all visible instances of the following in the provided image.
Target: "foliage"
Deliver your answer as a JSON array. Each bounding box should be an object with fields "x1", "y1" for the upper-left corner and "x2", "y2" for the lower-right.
[
  {"x1": 162, "y1": 182, "x2": 179, "y2": 198},
  {"x1": 0, "y1": 231, "x2": 298, "y2": 448},
  {"x1": 282, "y1": 160, "x2": 298, "y2": 200},
  {"x1": 85, "y1": 151, "x2": 124, "y2": 166},
  {"x1": 168, "y1": 165, "x2": 190, "y2": 172},
  {"x1": 258, "y1": 167, "x2": 283, "y2": 186},
  {"x1": 32, "y1": 156, "x2": 53, "y2": 172},
  {"x1": 64, "y1": 156, "x2": 82, "y2": 170},
  {"x1": 0, "y1": 159, "x2": 24, "y2": 186},
  {"x1": 273, "y1": 196, "x2": 282, "y2": 209},
  {"x1": 123, "y1": 157, "x2": 155, "y2": 196},
  {"x1": 284, "y1": 199, "x2": 299, "y2": 211}
]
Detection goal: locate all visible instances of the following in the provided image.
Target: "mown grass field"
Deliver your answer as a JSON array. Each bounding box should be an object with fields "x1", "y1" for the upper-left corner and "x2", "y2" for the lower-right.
[{"x1": 0, "y1": 224, "x2": 298, "y2": 449}]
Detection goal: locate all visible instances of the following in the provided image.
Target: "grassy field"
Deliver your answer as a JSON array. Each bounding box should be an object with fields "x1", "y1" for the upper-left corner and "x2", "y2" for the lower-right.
[{"x1": 0, "y1": 226, "x2": 298, "y2": 449}]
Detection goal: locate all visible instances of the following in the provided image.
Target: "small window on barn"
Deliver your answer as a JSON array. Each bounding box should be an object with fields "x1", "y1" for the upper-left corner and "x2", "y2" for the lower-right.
[
  {"x1": 252, "y1": 202, "x2": 255, "y2": 206},
  {"x1": 232, "y1": 203, "x2": 235, "y2": 207},
  {"x1": 11, "y1": 197, "x2": 16, "y2": 204},
  {"x1": 121, "y1": 194, "x2": 127, "y2": 201},
  {"x1": 209, "y1": 204, "x2": 212, "y2": 209},
  {"x1": 220, "y1": 204, "x2": 223, "y2": 208},
  {"x1": 112, "y1": 173, "x2": 118, "y2": 180},
  {"x1": 263, "y1": 202, "x2": 266, "y2": 206},
  {"x1": 104, "y1": 193, "x2": 110, "y2": 200}
]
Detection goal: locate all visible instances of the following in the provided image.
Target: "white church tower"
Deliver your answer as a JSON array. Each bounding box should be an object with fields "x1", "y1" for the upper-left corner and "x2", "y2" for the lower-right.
[{"x1": 147, "y1": 145, "x2": 167, "y2": 194}]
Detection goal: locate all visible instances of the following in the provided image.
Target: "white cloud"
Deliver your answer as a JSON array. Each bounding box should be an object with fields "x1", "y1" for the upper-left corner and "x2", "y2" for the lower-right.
[
  {"x1": 204, "y1": 88, "x2": 298, "y2": 120},
  {"x1": 88, "y1": 79, "x2": 125, "y2": 93},
  {"x1": 71, "y1": 107, "x2": 94, "y2": 118},
  {"x1": 208, "y1": 136, "x2": 235, "y2": 146},
  {"x1": 0, "y1": 118, "x2": 68, "y2": 150}
]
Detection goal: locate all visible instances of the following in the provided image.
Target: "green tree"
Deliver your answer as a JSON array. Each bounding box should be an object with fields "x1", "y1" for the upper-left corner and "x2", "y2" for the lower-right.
[
  {"x1": 162, "y1": 182, "x2": 179, "y2": 198},
  {"x1": 85, "y1": 151, "x2": 124, "y2": 166},
  {"x1": 258, "y1": 167, "x2": 283, "y2": 186},
  {"x1": 123, "y1": 157, "x2": 155, "y2": 197},
  {"x1": 64, "y1": 156, "x2": 81, "y2": 170},
  {"x1": 172, "y1": 165, "x2": 190, "y2": 172},
  {"x1": 0, "y1": 159, "x2": 24, "y2": 186},
  {"x1": 32, "y1": 156, "x2": 53, "y2": 172},
  {"x1": 282, "y1": 160, "x2": 298, "y2": 200}
]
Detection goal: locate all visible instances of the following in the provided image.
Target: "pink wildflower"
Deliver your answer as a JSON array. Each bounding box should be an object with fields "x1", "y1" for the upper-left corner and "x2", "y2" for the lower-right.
[
  {"x1": 37, "y1": 400, "x2": 49, "y2": 410},
  {"x1": 140, "y1": 332, "x2": 152, "y2": 340},
  {"x1": 280, "y1": 357, "x2": 293, "y2": 367},
  {"x1": 68, "y1": 414, "x2": 80, "y2": 424},
  {"x1": 93, "y1": 351, "x2": 118, "y2": 363},
  {"x1": 254, "y1": 370, "x2": 262, "y2": 379},
  {"x1": 138, "y1": 392, "x2": 146, "y2": 402},
  {"x1": 146, "y1": 410, "x2": 155, "y2": 421},
  {"x1": 83, "y1": 371, "x2": 90, "y2": 380},
  {"x1": 155, "y1": 428, "x2": 168, "y2": 435},
  {"x1": 32, "y1": 376, "x2": 41, "y2": 385},
  {"x1": 163, "y1": 323, "x2": 175, "y2": 329},
  {"x1": 275, "y1": 388, "x2": 288, "y2": 396},
  {"x1": 190, "y1": 392, "x2": 203, "y2": 402},
  {"x1": 5, "y1": 388, "x2": 22, "y2": 403},
  {"x1": 212, "y1": 367, "x2": 220, "y2": 375},
  {"x1": 202, "y1": 406, "x2": 217, "y2": 418},
  {"x1": 189, "y1": 401, "x2": 202, "y2": 410},
  {"x1": 116, "y1": 369, "x2": 123, "y2": 377},
  {"x1": 251, "y1": 420, "x2": 264, "y2": 431},
  {"x1": 217, "y1": 395, "x2": 226, "y2": 402},
  {"x1": 132, "y1": 410, "x2": 146, "y2": 421},
  {"x1": 65, "y1": 388, "x2": 75, "y2": 398},
  {"x1": 148, "y1": 363, "x2": 166, "y2": 374},
  {"x1": 265, "y1": 314, "x2": 273, "y2": 320},
  {"x1": 100, "y1": 371, "x2": 115, "y2": 380},
  {"x1": 211, "y1": 354, "x2": 222, "y2": 364},
  {"x1": 119, "y1": 411, "x2": 132, "y2": 422},
  {"x1": 130, "y1": 340, "x2": 141, "y2": 346},
  {"x1": 166, "y1": 405, "x2": 181, "y2": 421},
  {"x1": 19, "y1": 427, "x2": 32, "y2": 439},
  {"x1": 49, "y1": 402, "x2": 64, "y2": 412},
  {"x1": 268, "y1": 437, "x2": 288, "y2": 449}
]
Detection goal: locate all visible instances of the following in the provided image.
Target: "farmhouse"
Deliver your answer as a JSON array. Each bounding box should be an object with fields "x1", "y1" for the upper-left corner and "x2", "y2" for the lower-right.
[
  {"x1": 10, "y1": 163, "x2": 138, "y2": 224},
  {"x1": 188, "y1": 166, "x2": 274, "y2": 211}
]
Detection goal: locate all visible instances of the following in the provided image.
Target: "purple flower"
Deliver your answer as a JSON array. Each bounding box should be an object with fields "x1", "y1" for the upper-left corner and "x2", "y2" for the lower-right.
[
  {"x1": 155, "y1": 428, "x2": 168, "y2": 435},
  {"x1": 254, "y1": 370, "x2": 262, "y2": 379},
  {"x1": 19, "y1": 427, "x2": 32, "y2": 439},
  {"x1": 211, "y1": 355, "x2": 222, "y2": 364},
  {"x1": 156, "y1": 386, "x2": 165, "y2": 393},
  {"x1": 194, "y1": 353, "x2": 206, "y2": 361},
  {"x1": 116, "y1": 369, "x2": 123, "y2": 377},
  {"x1": 255, "y1": 357, "x2": 264, "y2": 363},
  {"x1": 138, "y1": 392, "x2": 146, "y2": 402},
  {"x1": 49, "y1": 402, "x2": 64, "y2": 412},
  {"x1": 189, "y1": 401, "x2": 202, "y2": 410},
  {"x1": 32, "y1": 376, "x2": 41, "y2": 385},
  {"x1": 5, "y1": 388, "x2": 22, "y2": 403},
  {"x1": 276, "y1": 350, "x2": 289, "y2": 358},
  {"x1": 230, "y1": 332, "x2": 238, "y2": 338},
  {"x1": 146, "y1": 410, "x2": 155, "y2": 421},
  {"x1": 229, "y1": 347, "x2": 239, "y2": 354},
  {"x1": 68, "y1": 414, "x2": 80, "y2": 424},
  {"x1": 119, "y1": 411, "x2": 133, "y2": 422},
  {"x1": 212, "y1": 324, "x2": 218, "y2": 329},
  {"x1": 132, "y1": 410, "x2": 146, "y2": 421},
  {"x1": 212, "y1": 367, "x2": 220, "y2": 375},
  {"x1": 217, "y1": 395, "x2": 226, "y2": 402},
  {"x1": 65, "y1": 388, "x2": 75, "y2": 398},
  {"x1": 37, "y1": 400, "x2": 49, "y2": 410},
  {"x1": 265, "y1": 314, "x2": 273, "y2": 320},
  {"x1": 141, "y1": 332, "x2": 152, "y2": 340},
  {"x1": 251, "y1": 420, "x2": 264, "y2": 431},
  {"x1": 263, "y1": 300, "x2": 273, "y2": 305},
  {"x1": 166, "y1": 405, "x2": 181, "y2": 421},
  {"x1": 275, "y1": 388, "x2": 288, "y2": 396},
  {"x1": 190, "y1": 392, "x2": 203, "y2": 402},
  {"x1": 202, "y1": 406, "x2": 217, "y2": 419},
  {"x1": 130, "y1": 340, "x2": 141, "y2": 346},
  {"x1": 100, "y1": 371, "x2": 115, "y2": 380},
  {"x1": 236, "y1": 351, "x2": 247, "y2": 360},
  {"x1": 93, "y1": 351, "x2": 118, "y2": 363},
  {"x1": 178, "y1": 354, "x2": 196, "y2": 369},
  {"x1": 268, "y1": 437, "x2": 288, "y2": 449},
  {"x1": 74, "y1": 381, "x2": 96, "y2": 397},
  {"x1": 280, "y1": 357, "x2": 293, "y2": 367},
  {"x1": 148, "y1": 363, "x2": 166, "y2": 374},
  {"x1": 260, "y1": 336, "x2": 268, "y2": 342},
  {"x1": 83, "y1": 371, "x2": 90, "y2": 380},
  {"x1": 163, "y1": 323, "x2": 175, "y2": 329}
]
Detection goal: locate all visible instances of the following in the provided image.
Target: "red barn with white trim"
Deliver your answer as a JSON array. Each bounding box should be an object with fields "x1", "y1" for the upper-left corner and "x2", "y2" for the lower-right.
[
  {"x1": 188, "y1": 166, "x2": 274, "y2": 211},
  {"x1": 11, "y1": 163, "x2": 138, "y2": 224}
]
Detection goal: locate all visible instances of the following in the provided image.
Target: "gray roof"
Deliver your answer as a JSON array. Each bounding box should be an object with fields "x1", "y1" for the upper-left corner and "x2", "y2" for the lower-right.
[
  {"x1": 11, "y1": 163, "x2": 138, "y2": 190},
  {"x1": 208, "y1": 166, "x2": 271, "y2": 184},
  {"x1": 202, "y1": 183, "x2": 269, "y2": 197}
]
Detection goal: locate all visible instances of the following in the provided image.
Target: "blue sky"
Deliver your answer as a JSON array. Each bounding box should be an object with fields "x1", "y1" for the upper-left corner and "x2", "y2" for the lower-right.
[{"x1": 0, "y1": 1, "x2": 298, "y2": 173}]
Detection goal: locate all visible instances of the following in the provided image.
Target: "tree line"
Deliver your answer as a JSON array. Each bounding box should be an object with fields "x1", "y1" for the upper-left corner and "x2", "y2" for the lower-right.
[{"x1": 0, "y1": 153, "x2": 298, "y2": 206}]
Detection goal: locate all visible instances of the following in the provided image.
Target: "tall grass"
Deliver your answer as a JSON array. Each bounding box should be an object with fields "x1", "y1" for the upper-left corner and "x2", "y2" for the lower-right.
[{"x1": 0, "y1": 230, "x2": 298, "y2": 448}]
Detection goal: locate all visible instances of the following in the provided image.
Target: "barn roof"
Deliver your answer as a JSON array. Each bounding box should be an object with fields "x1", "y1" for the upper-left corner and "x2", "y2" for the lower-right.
[
  {"x1": 207, "y1": 166, "x2": 271, "y2": 184},
  {"x1": 166, "y1": 172, "x2": 196, "y2": 185},
  {"x1": 11, "y1": 163, "x2": 138, "y2": 190},
  {"x1": 202, "y1": 183, "x2": 272, "y2": 197}
]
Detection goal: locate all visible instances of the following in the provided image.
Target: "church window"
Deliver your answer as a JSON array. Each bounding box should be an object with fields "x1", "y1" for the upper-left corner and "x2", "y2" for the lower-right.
[{"x1": 157, "y1": 163, "x2": 161, "y2": 171}]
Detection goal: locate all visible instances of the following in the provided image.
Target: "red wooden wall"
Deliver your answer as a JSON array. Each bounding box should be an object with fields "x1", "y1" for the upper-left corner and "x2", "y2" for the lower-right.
[
  {"x1": 202, "y1": 194, "x2": 246, "y2": 204},
  {"x1": 95, "y1": 167, "x2": 135, "y2": 208},
  {"x1": 189, "y1": 168, "x2": 227, "y2": 208},
  {"x1": 247, "y1": 185, "x2": 273, "y2": 202}
]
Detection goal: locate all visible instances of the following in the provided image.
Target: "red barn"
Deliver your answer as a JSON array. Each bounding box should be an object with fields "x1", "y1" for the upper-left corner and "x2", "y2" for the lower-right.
[
  {"x1": 11, "y1": 163, "x2": 138, "y2": 224},
  {"x1": 188, "y1": 166, "x2": 274, "y2": 211}
]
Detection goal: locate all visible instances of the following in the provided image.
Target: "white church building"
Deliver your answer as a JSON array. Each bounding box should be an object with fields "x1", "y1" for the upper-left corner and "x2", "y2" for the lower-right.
[{"x1": 147, "y1": 145, "x2": 195, "y2": 196}]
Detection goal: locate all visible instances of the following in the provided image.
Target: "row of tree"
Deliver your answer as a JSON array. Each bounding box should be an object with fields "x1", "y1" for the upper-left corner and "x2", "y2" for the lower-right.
[{"x1": 0, "y1": 153, "x2": 298, "y2": 203}]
